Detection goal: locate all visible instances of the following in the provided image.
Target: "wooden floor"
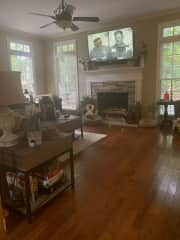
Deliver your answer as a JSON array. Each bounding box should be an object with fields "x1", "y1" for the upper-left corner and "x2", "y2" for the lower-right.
[{"x1": 1, "y1": 126, "x2": 180, "y2": 240}]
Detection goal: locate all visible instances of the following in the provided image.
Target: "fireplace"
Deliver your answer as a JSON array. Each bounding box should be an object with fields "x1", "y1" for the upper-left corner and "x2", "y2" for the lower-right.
[
  {"x1": 91, "y1": 81, "x2": 137, "y2": 122},
  {"x1": 97, "y1": 92, "x2": 128, "y2": 115},
  {"x1": 84, "y1": 66, "x2": 143, "y2": 124}
]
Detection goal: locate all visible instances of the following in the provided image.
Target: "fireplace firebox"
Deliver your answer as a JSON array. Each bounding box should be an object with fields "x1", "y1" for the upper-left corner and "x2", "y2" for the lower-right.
[{"x1": 97, "y1": 92, "x2": 128, "y2": 115}]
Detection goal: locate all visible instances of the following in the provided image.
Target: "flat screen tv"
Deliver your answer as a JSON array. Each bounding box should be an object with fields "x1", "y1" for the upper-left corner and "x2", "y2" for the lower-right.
[{"x1": 88, "y1": 27, "x2": 134, "y2": 62}]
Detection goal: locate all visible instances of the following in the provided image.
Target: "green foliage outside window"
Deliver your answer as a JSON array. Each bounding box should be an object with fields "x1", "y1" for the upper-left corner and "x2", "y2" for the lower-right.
[
  {"x1": 56, "y1": 41, "x2": 78, "y2": 110},
  {"x1": 161, "y1": 25, "x2": 180, "y2": 104},
  {"x1": 163, "y1": 26, "x2": 180, "y2": 38},
  {"x1": 9, "y1": 41, "x2": 34, "y2": 94}
]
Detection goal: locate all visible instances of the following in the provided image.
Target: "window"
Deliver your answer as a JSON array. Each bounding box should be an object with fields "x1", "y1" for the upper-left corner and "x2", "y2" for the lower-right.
[
  {"x1": 55, "y1": 40, "x2": 79, "y2": 110},
  {"x1": 8, "y1": 40, "x2": 34, "y2": 95},
  {"x1": 159, "y1": 23, "x2": 180, "y2": 114}
]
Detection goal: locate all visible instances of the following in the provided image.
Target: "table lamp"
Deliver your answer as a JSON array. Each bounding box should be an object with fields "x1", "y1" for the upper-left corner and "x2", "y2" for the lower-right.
[{"x1": 0, "y1": 71, "x2": 25, "y2": 147}]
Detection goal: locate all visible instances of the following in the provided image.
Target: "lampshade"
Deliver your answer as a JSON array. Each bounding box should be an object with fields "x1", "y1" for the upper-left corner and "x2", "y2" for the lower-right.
[{"x1": 0, "y1": 71, "x2": 25, "y2": 106}]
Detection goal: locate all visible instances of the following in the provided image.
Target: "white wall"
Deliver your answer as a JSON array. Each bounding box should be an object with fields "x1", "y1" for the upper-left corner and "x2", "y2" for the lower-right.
[{"x1": 44, "y1": 11, "x2": 180, "y2": 107}]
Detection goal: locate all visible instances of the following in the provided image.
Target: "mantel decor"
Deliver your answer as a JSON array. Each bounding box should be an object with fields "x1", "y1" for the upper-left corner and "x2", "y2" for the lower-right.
[{"x1": 79, "y1": 57, "x2": 98, "y2": 71}]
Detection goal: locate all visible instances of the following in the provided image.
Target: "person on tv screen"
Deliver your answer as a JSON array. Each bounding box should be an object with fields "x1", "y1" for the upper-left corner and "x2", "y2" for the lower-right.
[
  {"x1": 110, "y1": 30, "x2": 132, "y2": 59},
  {"x1": 90, "y1": 37, "x2": 109, "y2": 61}
]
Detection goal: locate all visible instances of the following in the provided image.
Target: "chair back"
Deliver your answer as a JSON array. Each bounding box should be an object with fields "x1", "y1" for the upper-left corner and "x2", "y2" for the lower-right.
[{"x1": 174, "y1": 100, "x2": 180, "y2": 118}]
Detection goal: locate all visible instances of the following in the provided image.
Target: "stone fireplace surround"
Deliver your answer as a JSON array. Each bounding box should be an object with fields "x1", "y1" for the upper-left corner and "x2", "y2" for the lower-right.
[
  {"x1": 85, "y1": 66, "x2": 143, "y2": 104},
  {"x1": 91, "y1": 81, "x2": 135, "y2": 109},
  {"x1": 83, "y1": 66, "x2": 143, "y2": 124}
]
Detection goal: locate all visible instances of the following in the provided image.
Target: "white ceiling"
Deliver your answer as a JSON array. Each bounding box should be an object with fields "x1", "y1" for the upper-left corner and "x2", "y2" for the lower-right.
[{"x1": 0, "y1": 0, "x2": 180, "y2": 37}]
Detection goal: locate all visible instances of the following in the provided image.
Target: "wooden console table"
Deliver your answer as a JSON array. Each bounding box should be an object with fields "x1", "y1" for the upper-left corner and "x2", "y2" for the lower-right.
[{"x1": 0, "y1": 133, "x2": 74, "y2": 224}]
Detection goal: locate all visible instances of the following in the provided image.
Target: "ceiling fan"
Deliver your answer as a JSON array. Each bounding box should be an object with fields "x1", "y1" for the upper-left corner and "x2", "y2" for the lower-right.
[{"x1": 29, "y1": 0, "x2": 100, "y2": 31}]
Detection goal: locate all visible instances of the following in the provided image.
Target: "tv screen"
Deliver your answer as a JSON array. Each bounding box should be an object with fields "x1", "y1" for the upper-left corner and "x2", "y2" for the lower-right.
[{"x1": 88, "y1": 27, "x2": 134, "y2": 62}]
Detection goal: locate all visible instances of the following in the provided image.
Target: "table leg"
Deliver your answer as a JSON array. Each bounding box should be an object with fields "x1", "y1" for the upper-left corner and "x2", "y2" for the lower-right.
[
  {"x1": 0, "y1": 196, "x2": 8, "y2": 232},
  {"x1": 72, "y1": 131, "x2": 75, "y2": 140},
  {"x1": 0, "y1": 166, "x2": 5, "y2": 205},
  {"x1": 24, "y1": 173, "x2": 32, "y2": 223},
  {"x1": 164, "y1": 104, "x2": 168, "y2": 121},
  {"x1": 69, "y1": 148, "x2": 75, "y2": 189},
  {"x1": 80, "y1": 125, "x2": 84, "y2": 138},
  {"x1": 80, "y1": 115, "x2": 84, "y2": 138}
]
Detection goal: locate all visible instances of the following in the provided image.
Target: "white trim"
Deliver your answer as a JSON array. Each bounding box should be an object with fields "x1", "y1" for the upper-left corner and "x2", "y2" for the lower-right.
[
  {"x1": 85, "y1": 67, "x2": 143, "y2": 103},
  {"x1": 7, "y1": 37, "x2": 33, "y2": 56},
  {"x1": 54, "y1": 39, "x2": 79, "y2": 110},
  {"x1": 31, "y1": 42, "x2": 37, "y2": 95},
  {"x1": 156, "y1": 24, "x2": 161, "y2": 101},
  {"x1": 6, "y1": 37, "x2": 36, "y2": 94},
  {"x1": 156, "y1": 20, "x2": 180, "y2": 101},
  {"x1": 76, "y1": 40, "x2": 80, "y2": 108},
  {"x1": 54, "y1": 39, "x2": 78, "y2": 96},
  {"x1": 159, "y1": 19, "x2": 180, "y2": 29},
  {"x1": 53, "y1": 40, "x2": 59, "y2": 96}
]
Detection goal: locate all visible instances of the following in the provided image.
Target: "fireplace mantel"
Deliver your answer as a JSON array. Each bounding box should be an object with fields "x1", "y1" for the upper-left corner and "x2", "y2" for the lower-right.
[
  {"x1": 84, "y1": 66, "x2": 143, "y2": 102},
  {"x1": 84, "y1": 66, "x2": 143, "y2": 73}
]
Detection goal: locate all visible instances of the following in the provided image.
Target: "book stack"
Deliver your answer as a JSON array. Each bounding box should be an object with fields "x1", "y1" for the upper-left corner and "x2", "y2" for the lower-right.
[
  {"x1": 36, "y1": 161, "x2": 66, "y2": 194},
  {"x1": 6, "y1": 172, "x2": 38, "y2": 206}
]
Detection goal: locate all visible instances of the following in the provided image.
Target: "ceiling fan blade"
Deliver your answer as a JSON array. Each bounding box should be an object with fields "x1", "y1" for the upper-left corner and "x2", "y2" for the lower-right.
[
  {"x1": 40, "y1": 21, "x2": 56, "y2": 29},
  {"x1": 71, "y1": 23, "x2": 79, "y2": 32},
  {"x1": 73, "y1": 17, "x2": 100, "y2": 22},
  {"x1": 29, "y1": 12, "x2": 55, "y2": 19}
]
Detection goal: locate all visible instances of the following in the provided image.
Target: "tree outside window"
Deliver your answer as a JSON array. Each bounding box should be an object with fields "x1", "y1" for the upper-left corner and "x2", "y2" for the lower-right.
[
  {"x1": 55, "y1": 41, "x2": 79, "y2": 110},
  {"x1": 9, "y1": 40, "x2": 34, "y2": 95},
  {"x1": 159, "y1": 24, "x2": 180, "y2": 115}
]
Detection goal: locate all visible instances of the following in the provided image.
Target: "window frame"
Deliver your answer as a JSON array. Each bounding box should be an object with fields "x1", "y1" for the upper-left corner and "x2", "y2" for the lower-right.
[
  {"x1": 54, "y1": 39, "x2": 79, "y2": 111},
  {"x1": 157, "y1": 20, "x2": 180, "y2": 101},
  {"x1": 7, "y1": 37, "x2": 36, "y2": 94}
]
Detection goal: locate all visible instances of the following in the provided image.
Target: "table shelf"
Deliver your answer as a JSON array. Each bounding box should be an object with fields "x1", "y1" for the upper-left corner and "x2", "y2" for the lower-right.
[
  {"x1": 0, "y1": 134, "x2": 74, "y2": 224},
  {"x1": 17, "y1": 181, "x2": 72, "y2": 214}
]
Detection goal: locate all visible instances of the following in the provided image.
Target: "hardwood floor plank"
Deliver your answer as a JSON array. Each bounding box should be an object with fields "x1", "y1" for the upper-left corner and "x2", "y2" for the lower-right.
[{"x1": 1, "y1": 127, "x2": 180, "y2": 240}]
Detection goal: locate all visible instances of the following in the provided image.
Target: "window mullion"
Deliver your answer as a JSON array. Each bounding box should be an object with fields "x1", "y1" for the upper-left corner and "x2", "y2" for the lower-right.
[
  {"x1": 159, "y1": 23, "x2": 180, "y2": 115},
  {"x1": 8, "y1": 40, "x2": 34, "y2": 94},
  {"x1": 55, "y1": 41, "x2": 78, "y2": 110},
  {"x1": 9, "y1": 50, "x2": 32, "y2": 57}
]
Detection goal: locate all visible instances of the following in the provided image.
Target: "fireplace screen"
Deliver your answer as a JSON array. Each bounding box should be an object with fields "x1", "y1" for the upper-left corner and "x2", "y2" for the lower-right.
[{"x1": 97, "y1": 92, "x2": 128, "y2": 114}]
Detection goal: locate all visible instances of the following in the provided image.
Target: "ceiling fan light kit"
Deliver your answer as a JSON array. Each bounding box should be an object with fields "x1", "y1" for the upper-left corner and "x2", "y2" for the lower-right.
[{"x1": 29, "y1": 0, "x2": 100, "y2": 31}]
